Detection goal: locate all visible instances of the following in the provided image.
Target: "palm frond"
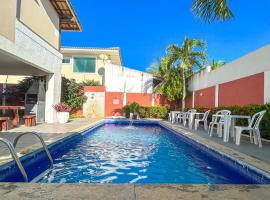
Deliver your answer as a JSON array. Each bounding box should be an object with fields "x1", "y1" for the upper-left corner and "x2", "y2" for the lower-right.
[{"x1": 192, "y1": 0, "x2": 234, "y2": 23}]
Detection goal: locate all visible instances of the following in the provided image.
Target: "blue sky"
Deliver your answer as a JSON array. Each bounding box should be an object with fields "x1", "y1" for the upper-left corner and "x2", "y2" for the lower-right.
[{"x1": 62, "y1": 0, "x2": 270, "y2": 72}]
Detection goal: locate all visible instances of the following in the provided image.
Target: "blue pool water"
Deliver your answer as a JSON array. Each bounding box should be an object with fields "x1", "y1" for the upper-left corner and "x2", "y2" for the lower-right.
[{"x1": 36, "y1": 123, "x2": 256, "y2": 184}]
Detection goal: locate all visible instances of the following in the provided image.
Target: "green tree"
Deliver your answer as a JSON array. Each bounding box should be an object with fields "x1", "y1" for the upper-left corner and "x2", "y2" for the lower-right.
[
  {"x1": 210, "y1": 59, "x2": 226, "y2": 70},
  {"x1": 192, "y1": 0, "x2": 233, "y2": 22},
  {"x1": 167, "y1": 37, "x2": 206, "y2": 110},
  {"x1": 148, "y1": 56, "x2": 182, "y2": 101}
]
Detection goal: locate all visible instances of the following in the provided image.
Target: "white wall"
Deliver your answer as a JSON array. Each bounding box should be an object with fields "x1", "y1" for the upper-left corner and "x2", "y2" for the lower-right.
[
  {"x1": 189, "y1": 45, "x2": 270, "y2": 91},
  {"x1": 105, "y1": 64, "x2": 153, "y2": 93}
]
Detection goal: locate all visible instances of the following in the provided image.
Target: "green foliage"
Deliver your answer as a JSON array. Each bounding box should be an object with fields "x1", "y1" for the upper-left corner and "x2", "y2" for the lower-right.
[
  {"x1": 123, "y1": 102, "x2": 141, "y2": 117},
  {"x1": 166, "y1": 37, "x2": 206, "y2": 110},
  {"x1": 139, "y1": 106, "x2": 169, "y2": 119},
  {"x1": 69, "y1": 114, "x2": 85, "y2": 119},
  {"x1": 122, "y1": 102, "x2": 168, "y2": 119},
  {"x1": 61, "y1": 77, "x2": 87, "y2": 109},
  {"x1": 210, "y1": 59, "x2": 226, "y2": 70},
  {"x1": 149, "y1": 37, "x2": 206, "y2": 110},
  {"x1": 192, "y1": 104, "x2": 270, "y2": 139},
  {"x1": 129, "y1": 102, "x2": 140, "y2": 113},
  {"x1": 80, "y1": 79, "x2": 101, "y2": 86},
  {"x1": 192, "y1": 0, "x2": 234, "y2": 23},
  {"x1": 148, "y1": 57, "x2": 182, "y2": 101}
]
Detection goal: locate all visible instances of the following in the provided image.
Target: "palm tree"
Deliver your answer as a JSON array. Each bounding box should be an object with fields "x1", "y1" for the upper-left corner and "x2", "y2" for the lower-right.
[
  {"x1": 210, "y1": 59, "x2": 226, "y2": 70},
  {"x1": 192, "y1": 0, "x2": 233, "y2": 22},
  {"x1": 167, "y1": 37, "x2": 206, "y2": 110},
  {"x1": 148, "y1": 57, "x2": 182, "y2": 101}
]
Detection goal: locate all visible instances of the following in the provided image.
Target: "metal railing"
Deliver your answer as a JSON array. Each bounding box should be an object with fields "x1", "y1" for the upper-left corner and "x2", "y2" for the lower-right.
[
  {"x1": 13, "y1": 132, "x2": 54, "y2": 169},
  {"x1": 0, "y1": 138, "x2": 28, "y2": 182},
  {"x1": 0, "y1": 132, "x2": 54, "y2": 182}
]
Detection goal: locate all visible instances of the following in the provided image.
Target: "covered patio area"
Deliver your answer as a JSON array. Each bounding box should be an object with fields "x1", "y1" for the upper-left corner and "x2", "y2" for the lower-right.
[{"x1": 0, "y1": 47, "x2": 61, "y2": 125}]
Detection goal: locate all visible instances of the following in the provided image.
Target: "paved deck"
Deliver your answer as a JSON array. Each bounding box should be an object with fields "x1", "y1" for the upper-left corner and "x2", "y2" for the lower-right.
[
  {"x1": 0, "y1": 183, "x2": 269, "y2": 200},
  {"x1": 0, "y1": 118, "x2": 102, "y2": 163}
]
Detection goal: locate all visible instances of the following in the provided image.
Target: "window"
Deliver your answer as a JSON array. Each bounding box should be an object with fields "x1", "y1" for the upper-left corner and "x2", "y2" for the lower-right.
[
  {"x1": 62, "y1": 57, "x2": 71, "y2": 64},
  {"x1": 73, "y1": 57, "x2": 96, "y2": 73}
]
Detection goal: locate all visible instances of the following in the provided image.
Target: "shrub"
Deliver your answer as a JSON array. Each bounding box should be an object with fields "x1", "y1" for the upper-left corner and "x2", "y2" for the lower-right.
[
  {"x1": 122, "y1": 105, "x2": 131, "y2": 117},
  {"x1": 80, "y1": 80, "x2": 101, "y2": 86},
  {"x1": 139, "y1": 106, "x2": 169, "y2": 119},
  {"x1": 61, "y1": 77, "x2": 87, "y2": 109},
  {"x1": 189, "y1": 104, "x2": 270, "y2": 139},
  {"x1": 53, "y1": 103, "x2": 72, "y2": 112},
  {"x1": 122, "y1": 102, "x2": 140, "y2": 117}
]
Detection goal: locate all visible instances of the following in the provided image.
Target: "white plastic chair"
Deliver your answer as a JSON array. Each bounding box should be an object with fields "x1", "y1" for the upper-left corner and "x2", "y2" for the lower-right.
[
  {"x1": 194, "y1": 110, "x2": 210, "y2": 131},
  {"x1": 208, "y1": 110, "x2": 231, "y2": 137},
  {"x1": 234, "y1": 110, "x2": 266, "y2": 148},
  {"x1": 177, "y1": 109, "x2": 197, "y2": 127}
]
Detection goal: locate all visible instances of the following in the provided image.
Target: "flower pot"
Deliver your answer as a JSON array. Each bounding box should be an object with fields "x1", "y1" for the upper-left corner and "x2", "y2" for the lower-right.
[{"x1": 57, "y1": 112, "x2": 69, "y2": 123}]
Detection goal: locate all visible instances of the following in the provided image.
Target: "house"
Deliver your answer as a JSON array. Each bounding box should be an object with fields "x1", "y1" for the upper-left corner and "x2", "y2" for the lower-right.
[
  {"x1": 61, "y1": 47, "x2": 154, "y2": 117},
  {"x1": 0, "y1": 0, "x2": 81, "y2": 123},
  {"x1": 61, "y1": 47, "x2": 122, "y2": 85}
]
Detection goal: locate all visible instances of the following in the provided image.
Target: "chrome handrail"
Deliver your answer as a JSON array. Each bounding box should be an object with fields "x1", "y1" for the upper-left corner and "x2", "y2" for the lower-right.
[
  {"x1": 13, "y1": 132, "x2": 53, "y2": 169},
  {"x1": 0, "y1": 138, "x2": 28, "y2": 182}
]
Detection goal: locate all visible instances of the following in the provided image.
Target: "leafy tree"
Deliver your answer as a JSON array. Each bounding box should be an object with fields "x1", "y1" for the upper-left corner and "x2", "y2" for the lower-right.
[
  {"x1": 167, "y1": 37, "x2": 206, "y2": 110},
  {"x1": 61, "y1": 77, "x2": 87, "y2": 109},
  {"x1": 210, "y1": 59, "x2": 226, "y2": 70},
  {"x1": 192, "y1": 0, "x2": 233, "y2": 22},
  {"x1": 148, "y1": 57, "x2": 182, "y2": 101}
]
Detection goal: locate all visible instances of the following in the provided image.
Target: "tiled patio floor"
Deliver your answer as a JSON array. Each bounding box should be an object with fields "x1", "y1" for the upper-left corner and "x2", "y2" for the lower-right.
[{"x1": 0, "y1": 183, "x2": 269, "y2": 200}]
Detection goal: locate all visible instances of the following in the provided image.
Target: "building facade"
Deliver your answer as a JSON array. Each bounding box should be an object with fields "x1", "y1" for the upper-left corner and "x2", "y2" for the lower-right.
[
  {"x1": 61, "y1": 47, "x2": 122, "y2": 84},
  {"x1": 61, "y1": 47, "x2": 154, "y2": 117},
  {"x1": 0, "y1": 0, "x2": 81, "y2": 123}
]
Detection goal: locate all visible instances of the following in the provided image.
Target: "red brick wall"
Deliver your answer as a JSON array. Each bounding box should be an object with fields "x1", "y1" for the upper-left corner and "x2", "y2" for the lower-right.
[
  {"x1": 219, "y1": 73, "x2": 264, "y2": 107},
  {"x1": 126, "y1": 93, "x2": 152, "y2": 106},
  {"x1": 105, "y1": 92, "x2": 123, "y2": 117},
  {"x1": 194, "y1": 86, "x2": 215, "y2": 108}
]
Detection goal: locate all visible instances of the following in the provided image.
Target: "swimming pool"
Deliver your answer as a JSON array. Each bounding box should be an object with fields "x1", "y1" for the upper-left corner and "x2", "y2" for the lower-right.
[{"x1": 0, "y1": 120, "x2": 270, "y2": 184}]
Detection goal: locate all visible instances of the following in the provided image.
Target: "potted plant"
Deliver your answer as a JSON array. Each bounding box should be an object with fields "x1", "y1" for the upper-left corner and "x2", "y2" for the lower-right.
[{"x1": 53, "y1": 103, "x2": 72, "y2": 123}]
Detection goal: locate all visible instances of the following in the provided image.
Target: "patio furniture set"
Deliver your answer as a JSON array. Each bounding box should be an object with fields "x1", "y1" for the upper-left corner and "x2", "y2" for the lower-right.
[
  {"x1": 169, "y1": 109, "x2": 266, "y2": 148},
  {"x1": 0, "y1": 106, "x2": 36, "y2": 131}
]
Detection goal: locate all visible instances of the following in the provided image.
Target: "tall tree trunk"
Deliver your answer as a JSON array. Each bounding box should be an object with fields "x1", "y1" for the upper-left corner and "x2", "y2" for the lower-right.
[{"x1": 181, "y1": 69, "x2": 186, "y2": 111}]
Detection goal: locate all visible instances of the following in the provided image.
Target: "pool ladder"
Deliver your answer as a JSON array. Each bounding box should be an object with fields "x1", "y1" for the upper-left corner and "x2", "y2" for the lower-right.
[{"x1": 0, "y1": 132, "x2": 53, "y2": 182}]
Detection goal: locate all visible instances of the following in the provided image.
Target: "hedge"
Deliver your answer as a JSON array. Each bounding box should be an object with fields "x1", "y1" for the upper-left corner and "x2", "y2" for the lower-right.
[
  {"x1": 139, "y1": 106, "x2": 168, "y2": 119},
  {"x1": 123, "y1": 102, "x2": 169, "y2": 119},
  {"x1": 186, "y1": 104, "x2": 270, "y2": 139}
]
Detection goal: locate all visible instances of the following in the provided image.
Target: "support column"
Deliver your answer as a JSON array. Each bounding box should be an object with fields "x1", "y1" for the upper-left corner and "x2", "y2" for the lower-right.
[
  {"x1": 123, "y1": 92, "x2": 127, "y2": 106},
  {"x1": 151, "y1": 93, "x2": 155, "y2": 106},
  {"x1": 45, "y1": 73, "x2": 61, "y2": 123},
  {"x1": 192, "y1": 91, "x2": 195, "y2": 108},
  {"x1": 264, "y1": 70, "x2": 270, "y2": 104},
  {"x1": 215, "y1": 84, "x2": 219, "y2": 107}
]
